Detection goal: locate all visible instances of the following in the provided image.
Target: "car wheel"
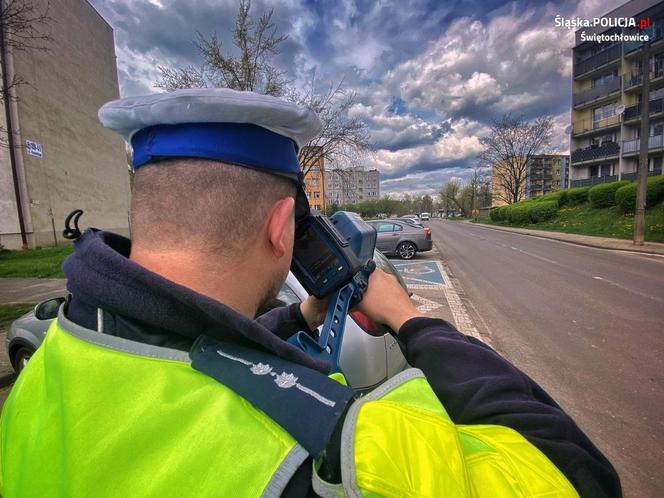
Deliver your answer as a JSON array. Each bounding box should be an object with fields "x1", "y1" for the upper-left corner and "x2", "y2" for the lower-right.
[
  {"x1": 12, "y1": 346, "x2": 34, "y2": 374},
  {"x1": 397, "y1": 242, "x2": 417, "y2": 260}
]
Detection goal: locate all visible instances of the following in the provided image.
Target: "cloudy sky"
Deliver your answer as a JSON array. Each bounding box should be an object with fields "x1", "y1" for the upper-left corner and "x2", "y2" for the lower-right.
[{"x1": 90, "y1": 0, "x2": 624, "y2": 197}]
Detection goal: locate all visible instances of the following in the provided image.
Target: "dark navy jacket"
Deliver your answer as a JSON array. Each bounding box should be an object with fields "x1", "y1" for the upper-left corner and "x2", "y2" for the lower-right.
[{"x1": 63, "y1": 230, "x2": 621, "y2": 498}]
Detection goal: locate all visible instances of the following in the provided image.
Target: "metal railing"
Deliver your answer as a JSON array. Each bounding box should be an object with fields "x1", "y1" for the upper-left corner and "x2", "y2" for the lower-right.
[
  {"x1": 623, "y1": 65, "x2": 664, "y2": 89},
  {"x1": 624, "y1": 26, "x2": 664, "y2": 54},
  {"x1": 623, "y1": 98, "x2": 664, "y2": 121},
  {"x1": 571, "y1": 170, "x2": 663, "y2": 186},
  {"x1": 622, "y1": 134, "x2": 664, "y2": 154},
  {"x1": 574, "y1": 45, "x2": 621, "y2": 77},
  {"x1": 570, "y1": 175, "x2": 618, "y2": 188},
  {"x1": 622, "y1": 169, "x2": 663, "y2": 181},
  {"x1": 573, "y1": 77, "x2": 621, "y2": 106},
  {"x1": 572, "y1": 114, "x2": 621, "y2": 135},
  {"x1": 571, "y1": 142, "x2": 620, "y2": 163}
]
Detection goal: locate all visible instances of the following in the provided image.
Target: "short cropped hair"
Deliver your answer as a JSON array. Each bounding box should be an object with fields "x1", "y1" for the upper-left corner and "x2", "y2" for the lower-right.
[{"x1": 130, "y1": 159, "x2": 296, "y2": 254}]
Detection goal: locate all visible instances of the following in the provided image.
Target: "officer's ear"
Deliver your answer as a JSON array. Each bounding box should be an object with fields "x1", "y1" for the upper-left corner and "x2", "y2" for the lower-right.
[{"x1": 264, "y1": 197, "x2": 295, "y2": 258}]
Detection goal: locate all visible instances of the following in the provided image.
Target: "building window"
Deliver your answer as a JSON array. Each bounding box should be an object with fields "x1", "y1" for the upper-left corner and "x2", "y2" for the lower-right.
[
  {"x1": 593, "y1": 102, "x2": 617, "y2": 125},
  {"x1": 314, "y1": 192, "x2": 320, "y2": 199},
  {"x1": 592, "y1": 71, "x2": 617, "y2": 88},
  {"x1": 591, "y1": 134, "x2": 614, "y2": 147}
]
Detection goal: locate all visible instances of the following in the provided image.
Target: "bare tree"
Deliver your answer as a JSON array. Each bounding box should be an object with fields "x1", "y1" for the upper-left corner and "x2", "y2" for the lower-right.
[
  {"x1": 156, "y1": 0, "x2": 287, "y2": 95},
  {"x1": 291, "y1": 77, "x2": 370, "y2": 177},
  {"x1": 478, "y1": 114, "x2": 553, "y2": 205},
  {"x1": 0, "y1": 0, "x2": 51, "y2": 140},
  {"x1": 155, "y1": 0, "x2": 369, "y2": 177}
]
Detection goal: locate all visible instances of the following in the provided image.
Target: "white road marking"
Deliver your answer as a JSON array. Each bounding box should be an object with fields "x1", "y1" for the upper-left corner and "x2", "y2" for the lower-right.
[
  {"x1": 402, "y1": 275, "x2": 445, "y2": 287},
  {"x1": 435, "y1": 261, "x2": 482, "y2": 340},
  {"x1": 411, "y1": 294, "x2": 443, "y2": 313},
  {"x1": 591, "y1": 275, "x2": 662, "y2": 303}
]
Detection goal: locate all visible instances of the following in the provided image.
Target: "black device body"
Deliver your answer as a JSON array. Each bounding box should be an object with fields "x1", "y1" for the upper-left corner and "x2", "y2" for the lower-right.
[{"x1": 291, "y1": 212, "x2": 376, "y2": 298}]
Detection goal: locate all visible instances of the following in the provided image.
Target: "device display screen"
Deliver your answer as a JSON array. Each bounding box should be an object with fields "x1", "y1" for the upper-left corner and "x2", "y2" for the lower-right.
[{"x1": 293, "y1": 225, "x2": 342, "y2": 283}]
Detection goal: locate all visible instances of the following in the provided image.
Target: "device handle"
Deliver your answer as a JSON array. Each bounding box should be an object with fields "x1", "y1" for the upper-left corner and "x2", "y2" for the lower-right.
[{"x1": 287, "y1": 260, "x2": 376, "y2": 375}]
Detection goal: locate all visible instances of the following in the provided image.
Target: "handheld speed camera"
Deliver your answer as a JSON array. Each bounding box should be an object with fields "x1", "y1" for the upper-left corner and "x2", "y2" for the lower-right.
[
  {"x1": 291, "y1": 211, "x2": 376, "y2": 298},
  {"x1": 289, "y1": 211, "x2": 377, "y2": 373}
]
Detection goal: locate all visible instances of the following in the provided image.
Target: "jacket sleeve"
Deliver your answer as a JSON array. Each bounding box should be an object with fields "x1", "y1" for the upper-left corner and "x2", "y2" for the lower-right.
[
  {"x1": 255, "y1": 304, "x2": 315, "y2": 341},
  {"x1": 398, "y1": 317, "x2": 622, "y2": 498}
]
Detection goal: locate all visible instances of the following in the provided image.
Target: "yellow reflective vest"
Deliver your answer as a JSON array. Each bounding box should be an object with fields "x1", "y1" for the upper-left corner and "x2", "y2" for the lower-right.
[{"x1": 0, "y1": 311, "x2": 578, "y2": 497}]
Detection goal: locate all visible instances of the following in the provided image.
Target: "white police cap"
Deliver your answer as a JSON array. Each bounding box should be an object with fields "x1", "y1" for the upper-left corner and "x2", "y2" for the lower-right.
[{"x1": 99, "y1": 88, "x2": 322, "y2": 148}]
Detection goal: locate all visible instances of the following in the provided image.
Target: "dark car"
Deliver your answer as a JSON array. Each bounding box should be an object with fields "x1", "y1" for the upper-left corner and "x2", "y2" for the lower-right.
[{"x1": 366, "y1": 219, "x2": 432, "y2": 259}]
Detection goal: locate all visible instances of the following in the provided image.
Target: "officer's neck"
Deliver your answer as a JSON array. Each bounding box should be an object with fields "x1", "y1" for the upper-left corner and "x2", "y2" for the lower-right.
[{"x1": 130, "y1": 247, "x2": 263, "y2": 319}]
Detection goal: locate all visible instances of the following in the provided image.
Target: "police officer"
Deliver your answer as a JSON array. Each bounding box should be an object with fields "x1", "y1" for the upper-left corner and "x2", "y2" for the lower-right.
[{"x1": 0, "y1": 89, "x2": 620, "y2": 497}]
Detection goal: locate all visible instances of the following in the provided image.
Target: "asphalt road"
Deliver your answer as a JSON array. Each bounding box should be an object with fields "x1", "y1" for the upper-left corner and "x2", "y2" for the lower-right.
[{"x1": 429, "y1": 220, "x2": 664, "y2": 498}]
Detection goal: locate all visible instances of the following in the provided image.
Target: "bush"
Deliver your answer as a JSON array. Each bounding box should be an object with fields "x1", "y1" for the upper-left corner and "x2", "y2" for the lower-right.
[
  {"x1": 588, "y1": 181, "x2": 630, "y2": 208},
  {"x1": 616, "y1": 176, "x2": 664, "y2": 213},
  {"x1": 505, "y1": 203, "x2": 531, "y2": 224},
  {"x1": 536, "y1": 190, "x2": 567, "y2": 206},
  {"x1": 490, "y1": 205, "x2": 507, "y2": 222},
  {"x1": 528, "y1": 200, "x2": 559, "y2": 222},
  {"x1": 567, "y1": 187, "x2": 591, "y2": 205}
]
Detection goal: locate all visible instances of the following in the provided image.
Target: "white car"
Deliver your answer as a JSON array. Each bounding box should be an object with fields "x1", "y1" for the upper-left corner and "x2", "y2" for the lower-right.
[{"x1": 420, "y1": 212, "x2": 430, "y2": 221}]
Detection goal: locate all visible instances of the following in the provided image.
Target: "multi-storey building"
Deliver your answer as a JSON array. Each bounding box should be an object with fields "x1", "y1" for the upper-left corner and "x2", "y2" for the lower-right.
[
  {"x1": 527, "y1": 155, "x2": 570, "y2": 198},
  {"x1": 302, "y1": 150, "x2": 325, "y2": 212},
  {"x1": 570, "y1": 0, "x2": 664, "y2": 187},
  {"x1": 325, "y1": 168, "x2": 380, "y2": 206},
  {"x1": 491, "y1": 155, "x2": 568, "y2": 206},
  {"x1": 0, "y1": 0, "x2": 129, "y2": 249}
]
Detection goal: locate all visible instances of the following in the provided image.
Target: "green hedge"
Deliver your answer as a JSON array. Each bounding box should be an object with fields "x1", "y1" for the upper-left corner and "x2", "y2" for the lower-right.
[
  {"x1": 490, "y1": 205, "x2": 508, "y2": 222},
  {"x1": 528, "y1": 200, "x2": 559, "y2": 222},
  {"x1": 499, "y1": 199, "x2": 559, "y2": 224},
  {"x1": 616, "y1": 176, "x2": 664, "y2": 213},
  {"x1": 588, "y1": 181, "x2": 630, "y2": 208},
  {"x1": 504, "y1": 203, "x2": 527, "y2": 224},
  {"x1": 567, "y1": 187, "x2": 591, "y2": 205},
  {"x1": 535, "y1": 190, "x2": 567, "y2": 206}
]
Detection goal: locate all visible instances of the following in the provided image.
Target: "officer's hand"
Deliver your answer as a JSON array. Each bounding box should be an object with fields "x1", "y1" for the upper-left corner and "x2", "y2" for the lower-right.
[
  {"x1": 300, "y1": 295, "x2": 331, "y2": 331},
  {"x1": 356, "y1": 269, "x2": 422, "y2": 333}
]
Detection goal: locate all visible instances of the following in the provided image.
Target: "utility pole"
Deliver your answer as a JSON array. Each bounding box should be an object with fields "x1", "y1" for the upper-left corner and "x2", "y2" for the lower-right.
[
  {"x1": 634, "y1": 41, "x2": 651, "y2": 246},
  {"x1": 0, "y1": 1, "x2": 29, "y2": 248}
]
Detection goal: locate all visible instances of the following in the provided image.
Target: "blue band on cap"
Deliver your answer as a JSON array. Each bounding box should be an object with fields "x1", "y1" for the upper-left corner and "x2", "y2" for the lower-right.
[{"x1": 131, "y1": 122, "x2": 301, "y2": 175}]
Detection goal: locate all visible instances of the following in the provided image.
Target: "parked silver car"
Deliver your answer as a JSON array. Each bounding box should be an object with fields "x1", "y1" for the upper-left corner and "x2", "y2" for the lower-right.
[
  {"x1": 7, "y1": 251, "x2": 408, "y2": 391},
  {"x1": 397, "y1": 217, "x2": 423, "y2": 228},
  {"x1": 367, "y1": 219, "x2": 433, "y2": 260}
]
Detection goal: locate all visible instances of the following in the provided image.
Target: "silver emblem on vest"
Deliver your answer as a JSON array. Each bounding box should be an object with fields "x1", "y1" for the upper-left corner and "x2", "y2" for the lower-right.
[{"x1": 217, "y1": 348, "x2": 337, "y2": 407}]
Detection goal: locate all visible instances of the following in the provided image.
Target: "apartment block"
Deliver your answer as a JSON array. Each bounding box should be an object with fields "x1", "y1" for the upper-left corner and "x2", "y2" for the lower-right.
[
  {"x1": 325, "y1": 168, "x2": 380, "y2": 206},
  {"x1": 570, "y1": 0, "x2": 664, "y2": 187},
  {"x1": 527, "y1": 155, "x2": 570, "y2": 198},
  {"x1": 1, "y1": 0, "x2": 130, "y2": 249},
  {"x1": 302, "y1": 150, "x2": 325, "y2": 212}
]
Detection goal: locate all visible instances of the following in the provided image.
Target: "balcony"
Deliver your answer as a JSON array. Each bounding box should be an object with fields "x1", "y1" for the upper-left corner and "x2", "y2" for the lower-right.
[
  {"x1": 622, "y1": 134, "x2": 664, "y2": 155},
  {"x1": 623, "y1": 98, "x2": 664, "y2": 121},
  {"x1": 571, "y1": 142, "x2": 620, "y2": 164},
  {"x1": 623, "y1": 65, "x2": 664, "y2": 91},
  {"x1": 573, "y1": 77, "x2": 621, "y2": 107},
  {"x1": 622, "y1": 169, "x2": 663, "y2": 181},
  {"x1": 624, "y1": 26, "x2": 664, "y2": 56},
  {"x1": 572, "y1": 114, "x2": 621, "y2": 136},
  {"x1": 574, "y1": 45, "x2": 621, "y2": 78},
  {"x1": 570, "y1": 175, "x2": 618, "y2": 188}
]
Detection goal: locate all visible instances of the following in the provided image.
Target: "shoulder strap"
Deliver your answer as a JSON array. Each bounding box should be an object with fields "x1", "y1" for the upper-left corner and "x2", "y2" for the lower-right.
[{"x1": 190, "y1": 336, "x2": 357, "y2": 459}]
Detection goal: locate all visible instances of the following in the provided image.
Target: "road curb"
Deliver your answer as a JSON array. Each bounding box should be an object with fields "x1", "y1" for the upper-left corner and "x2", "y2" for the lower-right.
[{"x1": 462, "y1": 221, "x2": 664, "y2": 256}]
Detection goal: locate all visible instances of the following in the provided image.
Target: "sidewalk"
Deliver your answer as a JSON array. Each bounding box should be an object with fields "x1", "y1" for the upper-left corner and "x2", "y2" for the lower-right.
[
  {"x1": 0, "y1": 278, "x2": 67, "y2": 304},
  {"x1": 470, "y1": 222, "x2": 664, "y2": 255}
]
